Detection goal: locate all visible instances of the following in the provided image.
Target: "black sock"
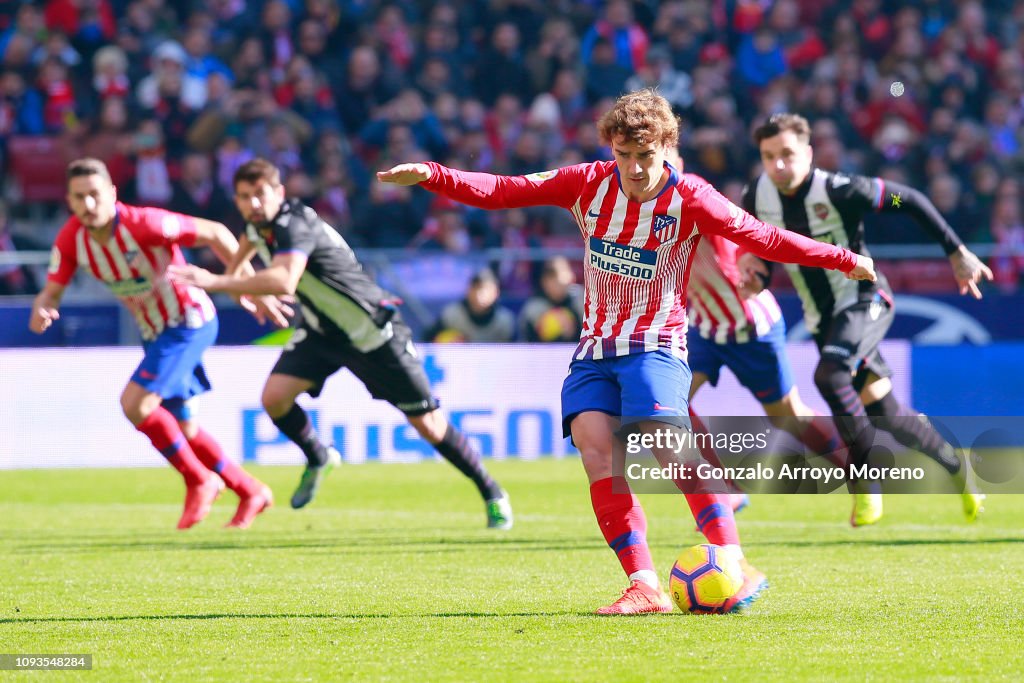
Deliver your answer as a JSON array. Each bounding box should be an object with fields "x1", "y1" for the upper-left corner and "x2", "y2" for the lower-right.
[
  {"x1": 434, "y1": 424, "x2": 502, "y2": 500},
  {"x1": 865, "y1": 393, "x2": 959, "y2": 474},
  {"x1": 814, "y1": 361, "x2": 879, "y2": 482},
  {"x1": 271, "y1": 404, "x2": 330, "y2": 467}
]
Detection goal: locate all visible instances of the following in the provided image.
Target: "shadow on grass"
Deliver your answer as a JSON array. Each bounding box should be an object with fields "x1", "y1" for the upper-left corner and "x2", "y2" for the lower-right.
[
  {"x1": 742, "y1": 536, "x2": 1024, "y2": 548},
  {"x1": 10, "y1": 535, "x2": 603, "y2": 555},
  {"x1": 0, "y1": 610, "x2": 580, "y2": 625},
  {"x1": 10, "y1": 532, "x2": 1024, "y2": 556}
]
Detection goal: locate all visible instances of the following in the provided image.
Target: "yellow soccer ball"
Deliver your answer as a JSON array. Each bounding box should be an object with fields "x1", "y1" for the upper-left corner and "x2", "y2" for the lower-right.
[{"x1": 669, "y1": 544, "x2": 743, "y2": 614}]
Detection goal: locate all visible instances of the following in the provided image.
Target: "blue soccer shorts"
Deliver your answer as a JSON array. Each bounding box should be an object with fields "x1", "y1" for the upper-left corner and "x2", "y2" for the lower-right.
[
  {"x1": 686, "y1": 318, "x2": 794, "y2": 405},
  {"x1": 131, "y1": 317, "x2": 218, "y2": 416},
  {"x1": 561, "y1": 349, "x2": 691, "y2": 440}
]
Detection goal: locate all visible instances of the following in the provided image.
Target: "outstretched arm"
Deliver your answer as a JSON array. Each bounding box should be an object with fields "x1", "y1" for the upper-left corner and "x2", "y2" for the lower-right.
[
  {"x1": 863, "y1": 179, "x2": 992, "y2": 298},
  {"x1": 378, "y1": 161, "x2": 586, "y2": 210},
  {"x1": 192, "y1": 218, "x2": 244, "y2": 268},
  {"x1": 696, "y1": 184, "x2": 875, "y2": 282},
  {"x1": 188, "y1": 224, "x2": 292, "y2": 326},
  {"x1": 169, "y1": 252, "x2": 308, "y2": 298}
]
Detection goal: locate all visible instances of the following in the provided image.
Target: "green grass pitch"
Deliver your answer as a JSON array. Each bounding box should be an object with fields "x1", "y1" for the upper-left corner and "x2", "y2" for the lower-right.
[{"x1": 2, "y1": 459, "x2": 1023, "y2": 681}]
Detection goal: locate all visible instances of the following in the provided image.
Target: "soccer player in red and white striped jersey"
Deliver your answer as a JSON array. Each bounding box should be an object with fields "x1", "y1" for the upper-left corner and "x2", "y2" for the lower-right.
[
  {"x1": 687, "y1": 231, "x2": 844, "y2": 471},
  {"x1": 379, "y1": 90, "x2": 876, "y2": 614},
  {"x1": 688, "y1": 234, "x2": 783, "y2": 344},
  {"x1": 30, "y1": 158, "x2": 287, "y2": 529}
]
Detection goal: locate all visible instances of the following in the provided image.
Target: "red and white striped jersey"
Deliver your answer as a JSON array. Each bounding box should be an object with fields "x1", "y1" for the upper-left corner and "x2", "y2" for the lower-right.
[
  {"x1": 688, "y1": 234, "x2": 783, "y2": 343},
  {"x1": 47, "y1": 202, "x2": 216, "y2": 340},
  {"x1": 421, "y1": 161, "x2": 856, "y2": 360}
]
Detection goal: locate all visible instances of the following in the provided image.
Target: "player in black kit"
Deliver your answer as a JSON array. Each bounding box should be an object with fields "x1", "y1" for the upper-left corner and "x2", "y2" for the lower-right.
[
  {"x1": 739, "y1": 114, "x2": 991, "y2": 526},
  {"x1": 169, "y1": 158, "x2": 513, "y2": 529}
]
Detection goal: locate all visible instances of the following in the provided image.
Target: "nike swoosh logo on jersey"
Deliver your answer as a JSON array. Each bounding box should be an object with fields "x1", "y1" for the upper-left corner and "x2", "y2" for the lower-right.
[{"x1": 586, "y1": 210, "x2": 606, "y2": 219}]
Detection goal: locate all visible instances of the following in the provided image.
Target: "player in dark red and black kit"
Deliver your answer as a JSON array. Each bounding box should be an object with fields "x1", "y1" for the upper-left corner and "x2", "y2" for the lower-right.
[
  {"x1": 169, "y1": 158, "x2": 513, "y2": 529},
  {"x1": 741, "y1": 113, "x2": 992, "y2": 526}
]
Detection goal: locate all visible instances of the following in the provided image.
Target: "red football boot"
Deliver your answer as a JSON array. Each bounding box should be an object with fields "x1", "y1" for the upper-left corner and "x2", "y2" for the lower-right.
[
  {"x1": 177, "y1": 476, "x2": 224, "y2": 530},
  {"x1": 225, "y1": 485, "x2": 274, "y2": 529},
  {"x1": 595, "y1": 580, "x2": 673, "y2": 615}
]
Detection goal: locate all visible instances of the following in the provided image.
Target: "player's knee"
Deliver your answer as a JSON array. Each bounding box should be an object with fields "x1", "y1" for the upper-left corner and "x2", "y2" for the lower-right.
[
  {"x1": 261, "y1": 390, "x2": 292, "y2": 419},
  {"x1": 120, "y1": 391, "x2": 153, "y2": 426},
  {"x1": 408, "y1": 410, "x2": 447, "y2": 443},
  {"x1": 177, "y1": 419, "x2": 199, "y2": 440},
  {"x1": 813, "y1": 360, "x2": 851, "y2": 398}
]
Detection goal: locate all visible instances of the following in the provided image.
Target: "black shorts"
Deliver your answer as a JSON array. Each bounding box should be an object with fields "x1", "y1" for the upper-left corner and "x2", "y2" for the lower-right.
[
  {"x1": 272, "y1": 320, "x2": 439, "y2": 416},
  {"x1": 814, "y1": 293, "x2": 894, "y2": 389}
]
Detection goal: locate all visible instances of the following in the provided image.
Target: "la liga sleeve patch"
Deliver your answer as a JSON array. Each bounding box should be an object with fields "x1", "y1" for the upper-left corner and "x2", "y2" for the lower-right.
[{"x1": 524, "y1": 169, "x2": 558, "y2": 182}]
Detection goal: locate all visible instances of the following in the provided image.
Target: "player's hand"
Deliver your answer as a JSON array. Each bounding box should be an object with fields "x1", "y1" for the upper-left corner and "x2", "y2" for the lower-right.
[
  {"x1": 737, "y1": 253, "x2": 770, "y2": 298},
  {"x1": 950, "y1": 245, "x2": 993, "y2": 299},
  {"x1": 846, "y1": 254, "x2": 877, "y2": 282},
  {"x1": 167, "y1": 264, "x2": 219, "y2": 290},
  {"x1": 240, "y1": 294, "x2": 294, "y2": 328},
  {"x1": 29, "y1": 305, "x2": 59, "y2": 334},
  {"x1": 376, "y1": 163, "x2": 432, "y2": 186}
]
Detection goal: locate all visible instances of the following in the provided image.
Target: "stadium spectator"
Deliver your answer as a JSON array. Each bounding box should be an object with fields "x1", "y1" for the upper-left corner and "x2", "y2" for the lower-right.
[
  {"x1": 80, "y1": 96, "x2": 136, "y2": 189},
  {"x1": 471, "y1": 21, "x2": 532, "y2": 107},
  {"x1": 169, "y1": 151, "x2": 234, "y2": 227},
  {"x1": 0, "y1": 69, "x2": 44, "y2": 138},
  {"x1": 580, "y1": 0, "x2": 649, "y2": 72},
  {"x1": 429, "y1": 267, "x2": 516, "y2": 343},
  {"x1": 517, "y1": 256, "x2": 583, "y2": 343},
  {"x1": 3, "y1": 0, "x2": 1024, "y2": 304},
  {"x1": 989, "y1": 181, "x2": 1024, "y2": 292},
  {"x1": 0, "y1": 199, "x2": 40, "y2": 295},
  {"x1": 334, "y1": 45, "x2": 400, "y2": 135}
]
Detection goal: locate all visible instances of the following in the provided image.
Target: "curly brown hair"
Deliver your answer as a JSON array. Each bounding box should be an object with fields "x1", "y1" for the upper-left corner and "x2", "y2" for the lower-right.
[{"x1": 596, "y1": 89, "x2": 680, "y2": 148}]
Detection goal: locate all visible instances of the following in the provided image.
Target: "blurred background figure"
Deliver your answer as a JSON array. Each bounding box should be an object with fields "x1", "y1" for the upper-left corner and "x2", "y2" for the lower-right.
[
  {"x1": 518, "y1": 256, "x2": 583, "y2": 343},
  {"x1": 429, "y1": 267, "x2": 515, "y2": 343},
  {"x1": 0, "y1": 199, "x2": 40, "y2": 295}
]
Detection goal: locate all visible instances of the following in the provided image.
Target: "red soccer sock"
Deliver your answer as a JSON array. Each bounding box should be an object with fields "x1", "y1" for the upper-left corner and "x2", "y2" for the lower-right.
[
  {"x1": 798, "y1": 413, "x2": 846, "y2": 467},
  {"x1": 188, "y1": 427, "x2": 261, "y2": 497},
  {"x1": 683, "y1": 408, "x2": 742, "y2": 546},
  {"x1": 590, "y1": 477, "x2": 656, "y2": 577},
  {"x1": 136, "y1": 408, "x2": 208, "y2": 487},
  {"x1": 685, "y1": 493, "x2": 741, "y2": 546}
]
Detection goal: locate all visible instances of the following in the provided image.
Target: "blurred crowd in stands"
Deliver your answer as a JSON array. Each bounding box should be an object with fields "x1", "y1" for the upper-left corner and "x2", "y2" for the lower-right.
[{"x1": 2, "y1": 0, "x2": 1024, "y2": 298}]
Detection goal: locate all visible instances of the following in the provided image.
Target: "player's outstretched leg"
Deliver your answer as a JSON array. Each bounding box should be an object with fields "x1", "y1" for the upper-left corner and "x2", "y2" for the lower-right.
[
  {"x1": 271, "y1": 403, "x2": 340, "y2": 509},
  {"x1": 185, "y1": 427, "x2": 274, "y2": 528},
  {"x1": 865, "y1": 393, "x2": 985, "y2": 521},
  {"x1": 591, "y1": 477, "x2": 672, "y2": 615},
  {"x1": 135, "y1": 407, "x2": 223, "y2": 529},
  {"x1": 412, "y1": 411, "x2": 513, "y2": 530}
]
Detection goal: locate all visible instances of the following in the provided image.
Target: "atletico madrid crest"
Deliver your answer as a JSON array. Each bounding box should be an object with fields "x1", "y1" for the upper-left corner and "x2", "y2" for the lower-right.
[{"x1": 652, "y1": 214, "x2": 678, "y2": 243}]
